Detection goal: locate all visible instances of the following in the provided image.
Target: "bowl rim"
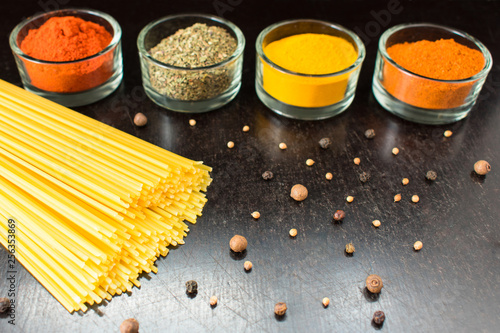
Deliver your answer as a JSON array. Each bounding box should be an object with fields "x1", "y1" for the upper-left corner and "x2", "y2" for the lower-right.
[
  {"x1": 137, "y1": 13, "x2": 245, "y2": 71},
  {"x1": 9, "y1": 8, "x2": 122, "y2": 65},
  {"x1": 378, "y1": 22, "x2": 493, "y2": 83},
  {"x1": 255, "y1": 19, "x2": 366, "y2": 78}
]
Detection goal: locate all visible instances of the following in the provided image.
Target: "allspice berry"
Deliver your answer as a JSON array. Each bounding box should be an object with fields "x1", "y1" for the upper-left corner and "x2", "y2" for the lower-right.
[
  {"x1": 373, "y1": 311, "x2": 385, "y2": 325},
  {"x1": 366, "y1": 274, "x2": 383, "y2": 294},
  {"x1": 120, "y1": 318, "x2": 139, "y2": 333},
  {"x1": 133, "y1": 113, "x2": 147, "y2": 127},
  {"x1": 474, "y1": 160, "x2": 491, "y2": 176},
  {"x1": 290, "y1": 184, "x2": 308, "y2": 201},
  {"x1": 186, "y1": 280, "x2": 198, "y2": 294},
  {"x1": 230, "y1": 235, "x2": 247, "y2": 252},
  {"x1": 274, "y1": 302, "x2": 287, "y2": 316}
]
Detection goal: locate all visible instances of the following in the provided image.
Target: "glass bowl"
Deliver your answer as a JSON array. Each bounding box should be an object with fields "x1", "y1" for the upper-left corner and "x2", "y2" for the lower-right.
[
  {"x1": 137, "y1": 14, "x2": 245, "y2": 113},
  {"x1": 9, "y1": 8, "x2": 123, "y2": 107},
  {"x1": 255, "y1": 19, "x2": 366, "y2": 120},
  {"x1": 372, "y1": 23, "x2": 492, "y2": 125}
]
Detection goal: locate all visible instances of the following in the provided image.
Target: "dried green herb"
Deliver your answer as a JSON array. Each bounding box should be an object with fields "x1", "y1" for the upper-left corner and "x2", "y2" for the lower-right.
[{"x1": 149, "y1": 23, "x2": 237, "y2": 101}]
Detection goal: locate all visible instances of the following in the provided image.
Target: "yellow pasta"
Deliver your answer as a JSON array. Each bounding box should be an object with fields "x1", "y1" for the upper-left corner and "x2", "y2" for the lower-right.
[{"x1": 0, "y1": 79, "x2": 212, "y2": 312}]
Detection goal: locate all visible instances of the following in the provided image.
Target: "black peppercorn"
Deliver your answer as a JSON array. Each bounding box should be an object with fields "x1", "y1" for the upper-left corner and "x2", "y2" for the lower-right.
[
  {"x1": 359, "y1": 171, "x2": 370, "y2": 183},
  {"x1": 262, "y1": 171, "x2": 274, "y2": 180},
  {"x1": 373, "y1": 310, "x2": 385, "y2": 325},
  {"x1": 425, "y1": 170, "x2": 437, "y2": 181},
  {"x1": 319, "y1": 138, "x2": 331, "y2": 149},
  {"x1": 364, "y1": 129, "x2": 375, "y2": 139},
  {"x1": 0, "y1": 297, "x2": 10, "y2": 313},
  {"x1": 186, "y1": 280, "x2": 198, "y2": 294},
  {"x1": 333, "y1": 210, "x2": 346, "y2": 221}
]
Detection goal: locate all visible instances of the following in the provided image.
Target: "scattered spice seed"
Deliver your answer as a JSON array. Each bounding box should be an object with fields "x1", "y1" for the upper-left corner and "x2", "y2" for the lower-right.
[
  {"x1": 443, "y1": 130, "x2": 453, "y2": 137},
  {"x1": 274, "y1": 302, "x2": 287, "y2": 316},
  {"x1": 345, "y1": 243, "x2": 355, "y2": 254},
  {"x1": 372, "y1": 220, "x2": 381, "y2": 228},
  {"x1": 306, "y1": 159, "x2": 315, "y2": 166},
  {"x1": 411, "y1": 195, "x2": 420, "y2": 203},
  {"x1": 346, "y1": 196, "x2": 354, "y2": 203},
  {"x1": 333, "y1": 210, "x2": 346, "y2": 221},
  {"x1": 319, "y1": 137, "x2": 332, "y2": 149},
  {"x1": 413, "y1": 241, "x2": 423, "y2": 251},
  {"x1": 353, "y1": 157, "x2": 361, "y2": 165},
  {"x1": 242, "y1": 125, "x2": 250, "y2": 132},
  {"x1": 227, "y1": 141, "x2": 235, "y2": 148},
  {"x1": 262, "y1": 171, "x2": 274, "y2": 180},
  {"x1": 359, "y1": 172, "x2": 370, "y2": 183},
  {"x1": 289, "y1": 228, "x2": 297, "y2": 237},
  {"x1": 366, "y1": 274, "x2": 383, "y2": 293},
  {"x1": 0, "y1": 297, "x2": 10, "y2": 313},
  {"x1": 394, "y1": 193, "x2": 402, "y2": 202},
  {"x1": 251, "y1": 211, "x2": 260, "y2": 219},
  {"x1": 229, "y1": 235, "x2": 247, "y2": 252},
  {"x1": 210, "y1": 296, "x2": 218, "y2": 306},
  {"x1": 392, "y1": 147, "x2": 399, "y2": 155},
  {"x1": 325, "y1": 172, "x2": 333, "y2": 180},
  {"x1": 189, "y1": 119, "x2": 196, "y2": 126},
  {"x1": 290, "y1": 184, "x2": 308, "y2": 201},
  {"x1": 279, "y1": 142, "x2": 287, "y2": 150},
  {"x1": 402, "y1": 178, "x2": 409, "y2": 185},
  {"x1": 185, "y1": 280, "x2": 198, "y2": 294},
  {"x1": 322, "y1": 297, "x2": 330, "y2": 308},
  {"x1": 426, "y1": 170, "x2": 438, "y2": 181},
  {"x1": 474, "y1": 160, "x2": 491, "y2": 175},
  {"x1": 133, "y1": 113, "x2": 147, "y2": 127},
  {"x1": 373, "y1": 311, "x2": 386, "y2": 325},
  {"x1": 364, "y1": 128, "x2": 376, "y2": 139},
  {"x1": 244, "y1": 261, "x2": 253, "y2": 271},
  {"x1": 120, "y1": 318, "x2": 139, "y2": 333}
]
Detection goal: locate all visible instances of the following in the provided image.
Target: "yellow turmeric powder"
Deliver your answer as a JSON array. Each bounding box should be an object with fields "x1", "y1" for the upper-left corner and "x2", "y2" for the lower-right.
[{"x1": 262, "y1": 33, "x2": 358, "y2": 108}]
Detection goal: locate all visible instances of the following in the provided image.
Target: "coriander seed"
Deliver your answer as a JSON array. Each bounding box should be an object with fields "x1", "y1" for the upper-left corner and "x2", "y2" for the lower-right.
[
  {"x1": 244, "y1": 261, "x2": 253, "y2": 271},
  {"x1": 210, "y1": 296, "x2": 218, "y2": 306},
  {"x1": 402, "y1": 178, "x2": 409, "y2": 185},
  {"x1": 227, "y1": 141, "x2": 235, "y2": 148},
  {"x1": 353, "y1": 157, "x2": 360, "y2": 165},
  {"x1": 364, "y1": 129, "x2": 376, "y2": 139},
  {"x1": 133, "y1": 113, "x2": 147, "y2": 127},
  {"x1": 333, "y1": 210, "x2": 346, "y2": 221},
  {"x1": 345, "y1": 243, "x2": 355, "y2": 254},
  {"x1": 366, "y1": 274, "x2": 383, "y2": 294},
  {"x1": 394, "y1": 194, "x2": 401, "y2": 202},
  {"x1": 426, "y1": 170, "x2": 438, "y2": 181},
  {"x1": 251, "y1": 211, "x2": 260, "y2": 219},
  {"x1": 413, "y1": 241, "x2": 423, "y2": 251},
  {"x1": 443, "y1": 130, "x2": 453, "y2": 137},
  {"x1": 262, "y1": 171, "x2": 274, "y2": 180},
  {"x1": 279, "y1": 142, "x2": 287, "y2": 150},
  {"x1": 392, "y1": 147, "x2": 399, "y2": 155},
  {"x1": 411, "y1": 195, "x2": 420, "y2": 203},
  {"x1": 186, "y1": 280, "x2": 198, "y2": 294},
  {"x1": 289, "y1": 228, "x2": 297, "y2": 237},
  {"x1": 242, "y1": 125, "x2": 250, "y2": 132},
  {"x1": 322, "y1": 297, "x2": 330, "y2": 308},
  {"x1": 319, "y1": 137, "x2": 331, "y2": 149},
  {"x1": 325, "y1": 172, "x2": 333, "y2": 180},
  {"x1": 372, "y1": 220, "x2": 381, "y2": 228},
  {"x1": 346, "y1": 195, "x2": 354, "y2": 203},
  {"x1": 306, "y1": 159, "x2": 315, "y2": 166},
  {"x1": 0, "y1": 297, "x2": 10, "y2": 313},
  {"x1": 373, "y1": 311, "x2": 385, "y2": 325},
  {"x1": 230, "y1": 235, "x2": 247, "y2": 252},
  {"x1": 274, "y1": 302, "x2": 287, "y2": 316},
  {"x1": 189, "y1": 119, "x2": 196, "y2": 126},
  {"x1": 290, "y1": 184, "x2": 308, "y2": 201},
  {"x1": 474, "y1": 160, "x2": 491, "y2": 175},
  {"x1": 120, "y1": 318, "x2": 139, "y2": 333}
]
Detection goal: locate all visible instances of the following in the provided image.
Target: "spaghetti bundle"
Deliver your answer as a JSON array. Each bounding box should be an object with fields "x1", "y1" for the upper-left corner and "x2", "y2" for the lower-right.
[{"x1": 0, "y1": 79, "x2": 212, "y2": 312}]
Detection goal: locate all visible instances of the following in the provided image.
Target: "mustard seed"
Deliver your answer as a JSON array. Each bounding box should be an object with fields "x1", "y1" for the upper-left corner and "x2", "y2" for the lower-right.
[
  {"x1": 392, "y1": 147, "x2": 399, "y2": 155},
  {"x1": 242, "y1": 125, "x2": 250, "y2": 132},
  {"x1": 322, "y1": 297, "x2": 330, "y2": 308},
  {"x1": 345, "y1": 243, "x2": 355, "y2": 254},
  {"x1": 229, "y1": 235, "x2": 247, "y2": 252},
  {"x1": 366, "y1": 274, "x2": 383, "y2": 293},
  {"x1": 279, "y1": 142, "x2": 287, "y2": 150},
  {"x1": 394, "y1": 193, "x2": 401, "y2": 202},
  {"x1": 333, "y1": 210, "x2": 346, "y2": 221},
  {"x1": 306, "y1": 159, "x2": 315, "y2": 166},
  {"x1": 274, "y1": 302, "x2": 287, "y2": 316},
  {"x1": 373, "y1": 311, "x2": 385, "y2": 325},
  {"x1": 346, "y1": 195, "x2": 354, "y2": 203},
  {"x1": 120, "y1": 318, "x2": 139, "y2": 333},
  {"x1": 290, "y1": 184, "x2": 308, "y2": 201},
  {"x1": 353, "y1": 157, "x2": 361, "y2": 165},
  {"x1": 133, "y1": 113, "x2": 147, "y2": 127},
  {"x1": 474, "y1": 160, "x2": 491, "y2": 175},
  {"x1": 413, "y1": 241, "x2": 423, "y2": 251},
  {"x1": 372, "y1": 220, "x2": 381, "y2": 228},
  {"x1": 189, "y1": 119, "x2": 196, "y2": 126},
  {"x1": 227, "y1": 141, "x2": 235, "y2": 148},
  {"x1": 210, "y1": 296, "x2": 218, "y2": 306},
  {"x1": 289, "y1": 228, "x2": 297, "y2": 237},
  {"x1": 325, "y1": 172, "x2": 333, "y2": 180},
  {"x1": 251, "y1": 211, "x2": 260, "y2": 219},
  {"x1": 402, "y1": 178, "x2": 409, "y2": 185},
  {"x1": 244, "y1": 261, "x2": 253, "y2": 271},
  {"x1": 319, "y1": 137, "x2": 332, "y2": 149},
  {"x1": 443, "y1": 130, "x2": 453, "y2": 137},
  {"x1": 411, "y1": 195, "x2": 420, "y2": 203}
]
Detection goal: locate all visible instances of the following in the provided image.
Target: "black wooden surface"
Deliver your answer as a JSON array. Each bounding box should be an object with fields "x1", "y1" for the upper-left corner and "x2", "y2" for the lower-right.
[{"x1": 1, "y1": 0, "x2": 499, "y2": 332}]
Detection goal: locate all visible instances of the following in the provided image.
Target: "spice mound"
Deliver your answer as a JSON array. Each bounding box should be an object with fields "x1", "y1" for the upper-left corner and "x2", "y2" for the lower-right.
[
  {"x1": 149, "y1": 23, "x2": 237, "y2": 101},
  {"x1": 262, "y1": 33, "x2": 358, "y2": 108},
  {"x1": 383, "y1": 38, "x2": 485, "y2": 109},
  {"x1": 19, "y1": 16, "x2": 114, "y2": 93}
]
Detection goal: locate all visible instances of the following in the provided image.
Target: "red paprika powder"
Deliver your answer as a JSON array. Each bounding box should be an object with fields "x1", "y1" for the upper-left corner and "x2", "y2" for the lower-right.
[
  {"x1": 20, "y1": 16, "x2": 113, "y2": 93},
  {"x1": 382, "y1": 38, "x2": 485, "y2": 109}
]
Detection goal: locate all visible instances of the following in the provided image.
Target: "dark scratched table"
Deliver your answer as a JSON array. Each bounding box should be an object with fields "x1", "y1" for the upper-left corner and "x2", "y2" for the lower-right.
[{"x1": 1, "y1": 0, "x2": 499, "y2": 332}]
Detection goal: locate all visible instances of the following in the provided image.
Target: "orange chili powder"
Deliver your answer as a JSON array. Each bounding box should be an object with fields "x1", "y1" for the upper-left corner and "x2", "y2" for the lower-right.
[
  {"x1": 20, "y1": 16, "x2": 113, "y2": 93},
  {"x1": 382, "y1": 38, "x2": 485, "y2": 109}
]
